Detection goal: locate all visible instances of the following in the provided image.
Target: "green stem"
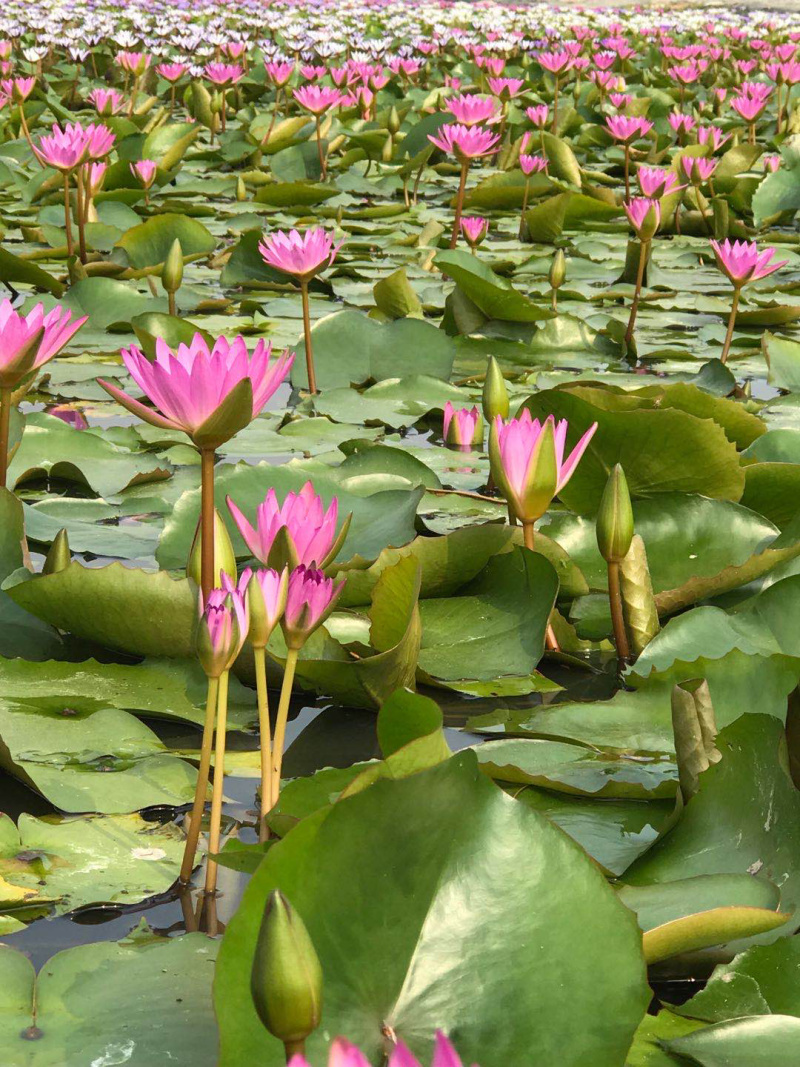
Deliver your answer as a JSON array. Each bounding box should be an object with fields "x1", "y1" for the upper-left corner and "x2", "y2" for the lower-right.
[
  {"x1": 75, "y1": 167, "x2": 87, "y2": 264},
  {"x1": 449, "y1": 160, "x2": 469, "y2": 249},
  {"x1": 720, "y1": 286, "x2": 741, "y2": 365},
  {"x1": 204, "y1": 669, "x2": 229, "y2": 896},
  {"x1": 253, "y1": 646, "x2": 272, "y2": 842},
  {"x1": 0, "y1": 386, "x2": 11, "y2": 489},
  {"x1": 63, "y1": 174, "x2": 74, "y2": 258},
  {"x1": 608, "y1": 560, "x2": 631, "y2": 668},
  {"x1": 623, "y1": 144, "x2": 631, "y2": 203},
  {"x1": 168, "y1": 291, "x2": 176, "y2": 316},
  {"x1": 522, "y1": 521, "x2": 560, "y2": 652},
  {"x1": 300, "y1": 280, "x2": 317, "y2": 395},
  {"x1": 200, "y1": 448, "x2": 216, "y2": 600},
  {"x1": 552, "y1": 76, "x2": 559, "y2": 133},
  {"x1": 315, "y1": 114, "x2": 326, "y2": 180},
  {"x1": 270, "y1": 647, "x2": 299, "y2": 808},
  {"x1": 180, "y1": 675, "x2": 219, "y2": 884},
  {"x1": 623, "y1": 239, "x2": 648, "y2": 350},
  {"x1": 518, "y1": 178, "x2": 530, "y2": 241}
]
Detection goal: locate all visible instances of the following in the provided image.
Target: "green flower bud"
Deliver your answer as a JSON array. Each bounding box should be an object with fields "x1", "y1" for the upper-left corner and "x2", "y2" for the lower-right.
[
  {"x1": 251, "y1": 890, "x2": 323, "y2": 1053},
  {"x1": 186, "y1": 508, "x2": 237, "y2": 588},
  {"x1": 596, "y1": 464, "x2": 634, "y2": 564},
  {"x1": 42, "y1": 528, "x2": 71, "y2": 575},
  {"x1": 387, "y1": 106, "x2": 401, "y2": 135},
  {"x1": 549, "y1": 248, "x2": 566, "y2": 291},
  {"x1": 236, "y1": 177, "x2": 247, "y2": 202},
  {"x1": 162, "y1": 238, "x2": 184, "y2": 295},
  {"x1": 482, "y1": 355, "x2": 510, "y2": 422}
]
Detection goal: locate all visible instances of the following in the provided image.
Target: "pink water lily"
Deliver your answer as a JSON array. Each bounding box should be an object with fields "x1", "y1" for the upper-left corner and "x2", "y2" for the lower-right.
[
  {"x1": 624, "y1": 196, "x2": 660, "y2": 240},
  {"x1": 520, "y1": 152, "x2": 547, "y2": 176},
  {"x1": 427, "y1": 123, "x2": 500, "y2": 160},
  {"x1": 636, "y1": 166, "x2": 684, "y2": 199},
  {"x1": 265, "y1": 60, "x2": 295, "y2": 87},
  {"x1": 259, "y1": 227, "x2": 341, "y2": 282},
  {"x1": 443, "y1": 401, "x2": 483, "y2": 447},
  {"x1": 294, "y1": 84, "x2": 344, "y2": 115},
  {"x1": 288, "y1": 1032, "x2": 479, "y2": 1067},
  {"x1": 282, "y1": 565, "x2": 345, "y2": 650},
  {"x1": 197, "y1": 581, "x2": 248, "y2": 679},
  {"x1": 446, "y1": 93, "x2": 500, "y2": 126},
  {"x1": 0, "y1": 299, "x2": 87, "y2": 390},
  {"x1": 681, "y1": 155, "x2": 717, "y2": 183},
  {"x1": 492, "y1": 410, "x2": 597, "y2": 524},
  {"x1": 605, "y1": 114, "x2": 653, "y2": 143},
  {"x1": 241, "y1": 566, "x2": 289, "y2": 646},
  {"x1": 88, "y1": 87, "x2": 124, "y2": 116},
  {"x1": 97, "y1": 334, "x2": 294, "y2": 448},
  {"x1": 710, "y1": 238, "x2": 787, "y2": 286},
  {"x1": 131, "y1": 158, "x2": 157, "y2": 188},
  {"x1": 460, "y1": 215, "x2": 488, "y2": 249},
  {"x1": 205, "y1": 62, "x2": 243, "y2": 86},
  {"x1": 227, "y1": 481, "x2": 342, "y2": 570},
  {"x1": 156, "y1": 62, "x2": 187, "y2": 83},
  {"x1": 526, "y1": 103, "x2": 549, "y2": 128}
]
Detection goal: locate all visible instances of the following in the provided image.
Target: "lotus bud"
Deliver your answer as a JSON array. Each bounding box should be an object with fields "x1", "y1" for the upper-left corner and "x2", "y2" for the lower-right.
[
  {"x1": 245, "y1": 566, "x2": 289, "y2": 649},
  {"x1": 619, "y1": 535, "x2": 659, "y2": 655},
  {"x1": 251, "y1": 890, "x2": 323, "y2": 1058},
  {"x1": 387, "y1": 105, "x2": 401, "y2": 135},
  {"x1": 596, "y1": 464, "x2": 634, "y2": 564},
  {"x1": 42, "y1": 528, "x2": 71, "y2": 574},
  {"x1": 161, "y1": 238, "x2": 184, "y2": 295},
  {"x1": 196, "y1": 589, "x2": 242, "y2": 679},
  {"x1": 482, "y1": 355, "x2": 509, "y2": 422},
  {"x1": 236, "y1": 177, "x2": 247, "y2": 201},
  {"x1": 549, "y1": 248, "x2": 566, "y2": 291},
  {"x1": 671, "y1": 679, "x2": 721, "y2": 801},
  {"x1": 186, "y1": 508, "x2": 237, "y2": 589}
]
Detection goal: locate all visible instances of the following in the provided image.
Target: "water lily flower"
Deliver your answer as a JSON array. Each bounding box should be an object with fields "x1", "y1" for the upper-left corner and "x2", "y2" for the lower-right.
[
  {"x1": 286, "y1": 1031, "x2": 478, "y2": 1067},
  {"x1": 88, "y1": 87, "x2": 125, "y2": 116},
  {"x1": 196, "y1": 583, "x2": 247, "y2": 680},
  {"x1": 709, "y1": 239, "x2": 787, "y2": 363},
  {"x1": 293, "y1": 85, "x2": 344, "y2": 178},
  {"x1": 486, "y1": 76, "x2": 524, "y2": 100},
  {"x1": 697, "y1": 125, "x2": 730, "y2": 151},
  {"x1": 226, "y1": 481, "x2": 347, "y2": 571},
  {"x1": 763, "y1": 153, "x2": 781, "y2": 172},
  {"x1": 605, "y1": 114, "x2": 653, "y2": 143},
  {"x1": 258, "y1": 228, "x2": 342, "y2": 394},
  {"x1": 460, "y1": 215, "x2": 488, "y2": 251},
  {"x1": 681, "y1": 155, "x2": 717, "y2": 183},
  {"x1": 0, "y1": 299, "x2": 87, "y2": 486},
  {"x1": 443, "y1": 402, "x2": 483, "y2": 447},
  {"x1": 156, "y1": 62, "x2": 188, "y2": 83},
  {"x1": 265, "y1": 60, "x2": 295, "y2": 87},
  {"x1": 2, "y1": 76, "x2": 34, "y2": 102},
  {"x1": 428, "y1": 123, "x2": 500, "y2": 249},
  {"x1": 282, "y1": 565, "x2": 345, "y2": 651},
  {"x1": 130, "y1": 158, "x2": 157, "y2": 190},
  {"x1": 636, "y1": 166, "x2": 684, "y2": 199},
  {"x1": 624, "y1": 197, "x2": 660, "y2": 241},
  {"x1": 520, "y1": 152, "x2": 547, "y2": 176},
  {"x1": 525, "y1": 103, "x2": 549, "y2": 128},
  {"x1": 445, "y1": 93, "x2": 500, "y2": 127}
]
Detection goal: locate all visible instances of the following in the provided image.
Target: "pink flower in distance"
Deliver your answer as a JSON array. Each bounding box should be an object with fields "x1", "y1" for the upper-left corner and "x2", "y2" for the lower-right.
[
  {"x1": 85, "y1": 161, "x2": 107, "y2": 196},
  {"x1": 609, "y1": 92, "x2": 632, "y2": 109},
  {"x1": 709, "y1": 239, "x2": 787, "y2": 287},
  {"x1": 486, "y1": 76, "x2": 524, "y2": 99},
  {"x1": 520, "y1": 153, "x2": 547, "y2": 176},
  {"x1": 0, "y1": 299, "x2": 87, "y2": 389},
  {"x1": 97, "y1": 335, "x2": 294, "y2": 445},
  {"x1": 443, "y1": 402, "x2": 483, "y2": 447},
  {"x1": 300, "y1": 64, "x2": 327, "y2": 81},
  {"x1": 730, "y1": 93, "x2": 767, "y2": 122},
  {"x1": 606, "y1": 114, "x2": 653, "y2": 143},
  {"x1": 460, "y1": 216, "x2": 488, "y2": 247},
  {"x1": 538, "y1": 49, "x2": 574, "y2": 75},
  {"x1": 264, "y1": 60, "x2": 295, "y2": 87},
  {"x1": 637, "y1": 166, "x2": 684, "y2": 198},
  {"x1": 156, "y1": 62, "x2": 187, "y2": 83},
  {"x1": 697, "y1": 125, "x2": 730, "y2": 151},
  {"x1": 259, "y1": 227, "x2": 342, "y2": 282},
  {"x1": 681, "y1": 156, "x2": 717, "y2": 183},
  {"x1": 88, "y1": 88, "x2": 124, "y2": 116},
  {"x1": 428, "y1": 123, "x2": 500, "y2": 160},
  {"x1": 205, "y1": 62, "x2": 243, "y2": 86},
  {"x1": 117, "y1": 51, "x2": 151, "y2": 76},
  {"x1": 763, "y1": 154, "x2": 781, "y2": 172},
  {"x1": 446, "y1": 93, "x2": 500, "y2": 127},
  {"x1": 85, "y1": 123, "x2": 115, "y2": 161},
  {"x1": 494, "y1": 410, "x2": 597, "y2": 522},
  {"x1": 1, "y1": 76, "x2": 34, "y2": 102},
  {"x1": 624, "y1": 197, "x2": 661, "y2": 239},
  {"x1": 131, "y1": 158, "x2": 157, "y2": 187},
  {"x1": 226, "y1": 481, "x2": 340, "y2": 569},
  {"x1": 282, "y1": 565, "x2": 345, "y2": 650},
  {"x1": 293, "y1": 84, "x2": 344, "y2": 115},
  {"x1": 526, "y1": 103, "x2": 549, "y2": 127},
  {"x1": 668, "y1": 112, "x2": 696, "y2": 135}
]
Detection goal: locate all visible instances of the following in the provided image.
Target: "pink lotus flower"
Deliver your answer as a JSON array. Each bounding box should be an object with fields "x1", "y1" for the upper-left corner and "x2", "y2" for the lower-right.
[
  {"x1": 85, "y1": 123, "x2": 115, "y2": 161},
  {"x1": 709, "y1": 239, "x2": 787, "y2": 287},
  {"x1": 0, "y1": 299, "x2": 87, "y2": 389},
  {"x1": 667, "y1": 112, "x2": 696, "y2": 135},
  {"x1": 241, "y1": 566, "x2": 288, "y2": 645},
  {"x1": 460, "y1": 216, "x2": 488, "y2": 247},
  {"x1": 446, "y1": 93, "x2": 500, "y2": 127},
  {"x1": 520, "y1": 153, "x2": 547, "y2": 176},
  {"x1": 492, "y1": 410, "x2": 597, "y2": 523},
  {"x1": 428, "y1": 123, "x2": 500, "y2": 160},
  {"x1": 97, "y1": 335, "x2": 294, "y2": 448},
  {"x1": 681, "y1": 156, "x2": 717, "y2": 183},
  {"x1": 205, "y1": 62, "x2": 243, "y2": 87},
  {"x1": 117, "y1": 51, "x2": 151, "y2": 77},
  {"x1": 197, "y1": 580, "x2": 248, "y2": 678},
  {"x1": 606, "y1": 114, "x2": 653, "y2": 143},
  {"x1": 443, "y1": 402, "x2": 483, "y2": 447},
  {"x1": 300, "y1": 64, "x2": 327, "y2": 82},
  {"x1": 288, "y1": 1031, "x2": 477, "y2": 1067},
  {"x1": 763, "y1": 153, "x2": 781, "y2": 172},
  {"x1": 624, "y1": 197, "x2": 661, "y2": 240},
  {"x1": 226, "y1": 481, "x2": 342, "y2": 570},
  {"x1": 85, "y1": 161, "x2": 107, "y2": 196},
  {"x1": 88, "y1": 88, "x2": 124, "y2": 116},
  {"x1": 486, "y1": 77, "x2": 524, "y2": 100},
  {"x1": 131, "y1": 158, "x2": 157, "y2": 188},
  {"x1": 697, "y1": 125, "x2": 730, "y2": 151},
  {"x1": 1, "y1": 76, "x2": 34, "y2": 102},
  {"x1": 293, "y1": 84, "x2": 344, "y2": 115},
  {"x1": 637, "y1": 166, "x2": 684, "y2": 198},
  {"x1": 264, "y1": 60, "x2": 295, "y2": 87},
  {"x1": 730, "y1": 93, "x2": 767, "y2": 122},
  {"x1": 538, "y1": 50, "x2": 574, "y2": 75},
  {"x1": 609, "y1": 92, "x2": 632, "y2": 109},
  {"x1": 34, "y1": 123, "x2": 92, "y2": 171},
  {"x1": 259, "y1": 227, "x2": 341, "y2": 282},
  {"x1": 281, "y1": 565, "x2": 345, "y2": 650},
  {"x1": 526, "y1": 103, "x2": 549, "y2": 127},
  {"x1": 156, "y1": 63, "x2": 187, "y2": 83}
]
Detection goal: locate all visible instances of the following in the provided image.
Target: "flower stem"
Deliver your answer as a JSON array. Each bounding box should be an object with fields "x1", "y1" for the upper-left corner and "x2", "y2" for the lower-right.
[
  {"x1": 608, "y1": 560, "x2": 630, "y2": 668},
  {"x1": 552, "y1": 77, "x2": 559, "y2": 133},
  {"x1": 75, "y1": 167, "x2": 87, "y2": 264},
  {"x1": 315, "y1": 114, "x2": 326, "y2": 180},
  {"x1": 168, "y1": 291, "x2": 176, "y2": 316},
  {"x1": 0, "y1": 386, "x2": 12, "y2": 489},
  {"x1": 720, "y1": 286, "x2": 741, "y2": 365},
  {"x1": 284, "y1": 1039, "x2": 305, "y2": 1063},
  {"x1": 623, "y1": 239, "x2": 648, "y2": 350},
  {"x1": 270, "y1": 647, "x2": 299, "y2": 808},
  {"x1": 253, "y1": 645, "x2": 272, "y2": 842},
  {"x1": 204, "y1": 668, "x2": 229, "y2": 896},
  {"x1": 63, "y1": 174, "x2": 74, "y2": 258},
  {"x1": 199, "y1": 448, "x2": 216, "y2": 601},
  {"x1": 518, "y1": 178, "x2": 530, "y2": 241},
  {"x1": 179, "y1": 674, "x2": 219, "y2": 884},
  {"x1": 522, "y1": 521, "x2": 560, "y2": 652},
  {"x1": 623, "y1": 144, "x2": 631, "y2": 203},
  {"x1": 300, "y1": 280, "x2": 317, "y2": 395},
  {"x1": 449, "y1": 160, "x2": 469, "y2": 249},
  {"x1": 18, "y1": 103, "x2": 34, "y2": 153}
]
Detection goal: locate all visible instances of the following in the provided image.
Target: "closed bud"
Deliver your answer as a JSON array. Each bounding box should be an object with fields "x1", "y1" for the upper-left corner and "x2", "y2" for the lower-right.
[
  {"x1": 196, "y1": 589, "x2": 242, "y2": 678},
  {"x1": 251, "y1": 890, "x2": 323, "y2": 1054},
  {"x1": 245, "y1": 566, "x2": 289, "y2": 648},
  {"x1": 482, "y1": 355, "x2": 509, "y2": 422},
  {"x1": 596, "y1": 464, "x2": 634, "y2": 563},
  {"x1": 619, "y1": 535, "x2": 659, "y2": 655},
  {"x1": 162, "y1": 238, "x2": 184, "y2": 295},
  {"x1": 42, "y1": 528, "x2": 71, "y2": 574},
  {"x1": 236, "y1": 177, "x2": 247, "y2": 201},
  {"x1": 186, "y1": 508, "x2": 237, "y2": 589},
  {"x1": 549, "y1": 248, "x2": 566, "y2": 291},
  {"x1": 387, "y1": 106, "x2": 401, "y2": 135}
]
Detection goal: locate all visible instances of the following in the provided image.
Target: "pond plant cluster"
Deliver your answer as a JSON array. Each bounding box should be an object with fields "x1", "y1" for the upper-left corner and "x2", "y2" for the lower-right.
[{"x1": 3, "y1": 0, "x2": 800, "y2": 1063}]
